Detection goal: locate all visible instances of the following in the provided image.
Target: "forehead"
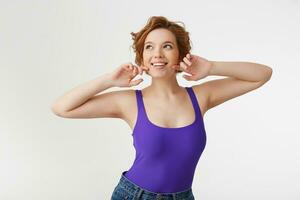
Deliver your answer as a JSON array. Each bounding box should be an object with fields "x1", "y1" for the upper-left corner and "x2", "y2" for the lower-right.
[{"x1": 144, "y1": 28, "x2": 177, "y2": 44}]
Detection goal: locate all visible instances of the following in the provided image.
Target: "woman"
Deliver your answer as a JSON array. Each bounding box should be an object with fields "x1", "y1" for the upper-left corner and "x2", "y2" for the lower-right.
[{"x1": 51, "y1": 16, "x2": 272, "y2": 200}]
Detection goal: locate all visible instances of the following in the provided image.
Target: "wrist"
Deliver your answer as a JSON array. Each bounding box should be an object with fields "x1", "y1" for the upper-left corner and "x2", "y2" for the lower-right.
[
  {"x1": 103, "y1": 72, "x2": 116, "y2": 88},
  {"x1": 208, "y1": 61, "x2": 216, "y2": 75}
]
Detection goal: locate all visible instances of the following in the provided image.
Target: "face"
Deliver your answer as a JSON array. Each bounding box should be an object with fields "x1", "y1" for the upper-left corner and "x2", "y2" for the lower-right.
[{"x1": 142, "y1": 28, "x2": 179, "y2": 77}]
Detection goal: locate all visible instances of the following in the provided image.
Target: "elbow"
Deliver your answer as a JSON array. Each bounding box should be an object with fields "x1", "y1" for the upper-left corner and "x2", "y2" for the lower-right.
[
  {"x1": 265, "y1": 66, "x2": 273, "y2": 81},
  {"x1": 51, "y1": 106, "x2": 62, "y2": 117},
  {"x1": 260, "y1": 65, "x2": 273, "y2": 83},
  {"x1": 255, "y1": 65, "x2": 272, "y2": 85},
  {"x1": 51, "y1": 103, "x2": 66, "y2": 117}
]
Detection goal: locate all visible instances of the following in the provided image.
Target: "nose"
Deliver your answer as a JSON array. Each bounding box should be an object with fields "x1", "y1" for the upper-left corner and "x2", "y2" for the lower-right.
[{"x1": 153, "y1": 48, "x2": 164, "y2": 58}]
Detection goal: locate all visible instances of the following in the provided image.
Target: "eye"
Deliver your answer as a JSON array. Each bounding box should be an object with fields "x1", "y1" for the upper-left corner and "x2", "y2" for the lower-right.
[
  {"x1": 145, "y1": 44, "x2": 173, "y2": 50},
  {"x1": 145, "y1": 45, "x2": 152, "y2": 49},
  {"x1": 164, "y1": 44, "x2": 173, "y2": 49}
]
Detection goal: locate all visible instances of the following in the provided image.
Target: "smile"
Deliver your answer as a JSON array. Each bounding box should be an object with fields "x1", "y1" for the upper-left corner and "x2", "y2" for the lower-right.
[{"x1": 151, "y1": 62, "x2": 168, "y2": 69}]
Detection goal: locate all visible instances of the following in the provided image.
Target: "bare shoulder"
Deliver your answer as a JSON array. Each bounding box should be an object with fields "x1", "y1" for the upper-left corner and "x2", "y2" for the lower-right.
[
  {"x1": 191, "y1": 83, "x2": 210, "y2": 117},
  {"x1": 116, "y1": 89, "x2": 137, "y2": 127},
  {"x1": 51, "y1": 88, "x2": 137, "y2": 119}
]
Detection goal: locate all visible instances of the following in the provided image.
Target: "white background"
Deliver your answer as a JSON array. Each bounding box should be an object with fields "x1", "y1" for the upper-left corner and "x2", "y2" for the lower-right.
[{"x1": 1, "y1": 0, "x2": 299, "y2": 199}]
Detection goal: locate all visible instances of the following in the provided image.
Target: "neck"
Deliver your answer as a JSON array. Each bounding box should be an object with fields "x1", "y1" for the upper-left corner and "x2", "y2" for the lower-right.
[{"x1": 145, "y1": 75, "x2": 183, "y2": 99}]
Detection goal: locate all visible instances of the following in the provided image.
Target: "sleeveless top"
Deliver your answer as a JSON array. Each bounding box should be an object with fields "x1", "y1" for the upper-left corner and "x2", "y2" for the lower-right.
[{"x1": 124, "y1": 86, "x2": 207, "y2": 193}]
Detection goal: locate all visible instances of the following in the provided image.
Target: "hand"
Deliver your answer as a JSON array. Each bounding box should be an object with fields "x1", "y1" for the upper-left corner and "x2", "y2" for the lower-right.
[
  {"x1": 172, "y1": 53, "x2": 213, "y2": 81},
  {"x1": 110, "y1": 63, "x2": 149, "y2": 87}
]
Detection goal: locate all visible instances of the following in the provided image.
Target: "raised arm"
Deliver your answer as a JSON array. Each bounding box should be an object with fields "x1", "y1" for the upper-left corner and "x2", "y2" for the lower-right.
[
  {"x1": 173, "y1": 54, "x2": 273, "y2": 112},
  {"x1": 199, "y1": 61, "x2": 273, "y2": 110},
  {"x1": 51, "y1": 63, "x2": 149, "y2": 119}
]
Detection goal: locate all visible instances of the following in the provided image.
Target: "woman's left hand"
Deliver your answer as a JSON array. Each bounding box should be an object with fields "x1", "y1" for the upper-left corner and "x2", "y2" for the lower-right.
[{"x1": 172, "y1": 53, "x2": 213, "y2": 81}]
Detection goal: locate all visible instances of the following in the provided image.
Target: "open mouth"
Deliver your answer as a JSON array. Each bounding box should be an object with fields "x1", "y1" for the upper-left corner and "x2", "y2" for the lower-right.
[{"x1": 151, "y1": 62, "x2": 168, "y2": 69}]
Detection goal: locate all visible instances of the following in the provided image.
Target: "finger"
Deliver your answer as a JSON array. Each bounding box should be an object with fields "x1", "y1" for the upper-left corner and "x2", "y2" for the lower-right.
[
  {"x1": 128, "y1": 63, "x2": 134, "y2": 71},
  {"x1": 183, "y1": 74, "x2": 193, "y2": 81},
  {"x1": 137, "y1": 65, "x2": 143, "y2": 75},
  {"x1": 123, "y1": 65, "x2": 131, "y2": 72},
  {"x1": 141, "y1": 66, "x2": 150, "y2": 72},
  {"x1": 183, "y1": 57, "x2": 192, "y2": 66},
  {"x1": 180, "y1": 61, "x2": 188, "y2": 71},
  {"x1": 140, "y1": 65, "x2": 149, "y2": 74},
  {"x1": 129, "y1": 78, "x2": 143, "y2": 86},
  {"x1": 143, "y1": 66, "x2": 150, "y2": 71},
  {"x1": 133, "y1": 66, "x2": 138, "y2": 76},
  {"x1": 140, "y1": 64, "x2": 149, "y2": 70}
]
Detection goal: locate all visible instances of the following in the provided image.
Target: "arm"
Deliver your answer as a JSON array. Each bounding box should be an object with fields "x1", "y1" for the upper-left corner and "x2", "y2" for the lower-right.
[
  {"x1": 209, "y1": 61, "x2": 273, "y2": 82},
  {"x1": 176, "y1": 54, "x2": 273, "y2": 111},
  {"x1": 50, "y1": 73, "x2": 120, "y2": 118},
  {"x1": 200, "y1": 61, "x2": 273, "y2": 110},
  {"x1": 50, "y1": 62, "x2": 148, "y2": 118}
]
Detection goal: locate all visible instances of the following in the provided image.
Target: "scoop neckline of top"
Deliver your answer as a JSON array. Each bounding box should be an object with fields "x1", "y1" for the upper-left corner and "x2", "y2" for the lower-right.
[{"x1": 139, "y1": 87, "x2": 197, "y2": 129}]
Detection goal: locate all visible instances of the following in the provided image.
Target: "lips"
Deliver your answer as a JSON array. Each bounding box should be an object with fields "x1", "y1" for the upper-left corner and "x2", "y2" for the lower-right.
[
  {"x1": 150, "y1": 63, "x2": 167, "y2": 71},
  {"x1": 151, "y1": 62, "x2": 168, "y2": 66}
]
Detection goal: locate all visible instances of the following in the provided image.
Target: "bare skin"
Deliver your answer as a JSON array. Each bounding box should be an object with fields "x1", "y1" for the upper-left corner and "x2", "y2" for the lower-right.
[
  {"x1": 119, "y1": 86, "x2": 208, "y2": 130},
  {"x1": 116, "y1": 28, "x2": 209, "y2": 130},
  {"x1": 51, "y1": 28, "x2": 272, "y2": 133}
]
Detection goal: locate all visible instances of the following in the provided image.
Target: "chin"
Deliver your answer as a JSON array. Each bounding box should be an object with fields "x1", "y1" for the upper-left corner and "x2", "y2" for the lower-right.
[{"x1": 147, "y1": 69, "x2": 176, "y2": 78}]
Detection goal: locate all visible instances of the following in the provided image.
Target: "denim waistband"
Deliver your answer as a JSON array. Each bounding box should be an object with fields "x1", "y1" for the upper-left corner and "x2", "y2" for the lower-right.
[{"x1": 117, "y1": 171, "x2": 193, "y2": 199}]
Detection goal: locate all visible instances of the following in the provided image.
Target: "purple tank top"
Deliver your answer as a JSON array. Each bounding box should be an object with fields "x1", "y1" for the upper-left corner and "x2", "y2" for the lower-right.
[{"x1": 124, "y1": 86, "x2": 207, "y2": 193}]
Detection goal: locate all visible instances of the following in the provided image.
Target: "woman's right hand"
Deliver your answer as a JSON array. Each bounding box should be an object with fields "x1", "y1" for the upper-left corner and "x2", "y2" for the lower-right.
[{"x1": 110, "y1": 63, "x2": 149, "y2": 88}]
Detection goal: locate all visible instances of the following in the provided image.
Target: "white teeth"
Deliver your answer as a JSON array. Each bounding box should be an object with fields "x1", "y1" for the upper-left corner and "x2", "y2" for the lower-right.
[{"x1": 151, "y1": 62, "x2": 167, "y2": 66}]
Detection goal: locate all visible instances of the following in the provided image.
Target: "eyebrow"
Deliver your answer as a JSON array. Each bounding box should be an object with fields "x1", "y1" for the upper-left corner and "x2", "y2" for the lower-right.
[{"x1": 144, "y1": 41, "x2": 175, "y2": 45}]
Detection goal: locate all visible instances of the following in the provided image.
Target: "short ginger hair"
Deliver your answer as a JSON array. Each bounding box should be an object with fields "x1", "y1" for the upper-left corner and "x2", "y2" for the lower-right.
[{"x1": 130, "y1": 16, "x2": 192, "y2": 73}]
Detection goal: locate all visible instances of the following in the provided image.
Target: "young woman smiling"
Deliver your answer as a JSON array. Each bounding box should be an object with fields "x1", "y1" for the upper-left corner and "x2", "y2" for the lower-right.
[{"x1": 51, "y1": 16, "x2": 272, "y2": 200}]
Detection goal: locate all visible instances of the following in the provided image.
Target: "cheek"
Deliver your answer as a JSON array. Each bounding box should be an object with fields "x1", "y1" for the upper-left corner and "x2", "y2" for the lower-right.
[
  {"x1": 142, "y1": 54, "x2": 149, "y2": 63},
  {"x1": 169, "y1": 51, "x2": 179, "y2": 59}
]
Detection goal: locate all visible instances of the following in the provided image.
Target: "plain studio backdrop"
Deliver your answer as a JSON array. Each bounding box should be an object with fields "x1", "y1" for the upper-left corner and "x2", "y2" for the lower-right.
[{"x1": 0, "y1": 0, "x2": 299, "y2": 199}]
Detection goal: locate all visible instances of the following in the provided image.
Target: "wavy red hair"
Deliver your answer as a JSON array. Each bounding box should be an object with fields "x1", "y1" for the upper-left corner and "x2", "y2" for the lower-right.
[{"x1": 130, "y1": 16, "x2": 192, "y2": 73}]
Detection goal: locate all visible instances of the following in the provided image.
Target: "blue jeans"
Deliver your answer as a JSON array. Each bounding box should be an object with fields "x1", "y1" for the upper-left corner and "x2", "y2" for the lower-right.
[{"x1": 111, "y1": 171, "x2": 195, "y2": 200}]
